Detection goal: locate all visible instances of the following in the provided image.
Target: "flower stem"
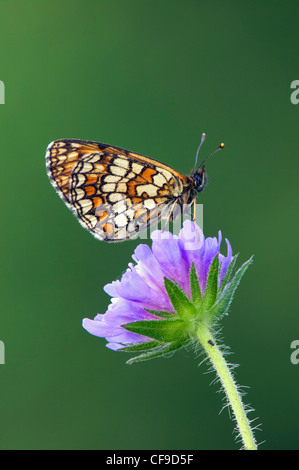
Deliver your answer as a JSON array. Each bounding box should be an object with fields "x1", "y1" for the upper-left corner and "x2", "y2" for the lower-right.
[{"x1": 196, "y1": 323, "x2": 257, "y2": 450}]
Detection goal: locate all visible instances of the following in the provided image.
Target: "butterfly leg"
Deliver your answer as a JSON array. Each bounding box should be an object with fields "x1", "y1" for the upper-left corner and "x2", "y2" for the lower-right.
[{"x1": 191, "y1": 199, "x2": 196, "y2": 222}]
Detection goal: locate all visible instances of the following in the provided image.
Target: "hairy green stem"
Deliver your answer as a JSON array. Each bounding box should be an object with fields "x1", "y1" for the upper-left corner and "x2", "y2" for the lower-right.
[{"x1": 196, "y1": 323, "x2": 257, "y2": 450}]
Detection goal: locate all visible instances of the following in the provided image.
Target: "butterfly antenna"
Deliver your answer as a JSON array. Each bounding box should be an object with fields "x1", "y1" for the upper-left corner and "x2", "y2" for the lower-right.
[
  {"x1": 193, "y1": 133, "x2": 206, "y2": 172},
  {"x1": 199, "y1": 142, "x2": 225, "y2": 169}
]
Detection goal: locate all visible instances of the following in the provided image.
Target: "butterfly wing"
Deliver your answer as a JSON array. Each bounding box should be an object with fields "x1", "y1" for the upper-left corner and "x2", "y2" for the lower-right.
[
  {"x1": 46, "y1": 139, "x2": 189, "y2": 241},
  {"x1": 46, "y1": 139, "x2": 115, "y2": 206}
]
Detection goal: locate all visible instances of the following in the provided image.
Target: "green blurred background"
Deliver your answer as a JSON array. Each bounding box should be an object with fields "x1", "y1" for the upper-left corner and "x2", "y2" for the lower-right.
[{"x1": 0, "y1": 0, "x2": 298, "y2": 450}]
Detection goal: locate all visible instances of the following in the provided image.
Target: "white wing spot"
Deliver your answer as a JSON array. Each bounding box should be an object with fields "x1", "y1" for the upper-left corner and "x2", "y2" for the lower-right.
[
  {"x1": 114, "y1": 213, "x2": 128, "y2": 227},
  {"x1": 101, "y1": 183, "x2": 116, "y2": 192},
  {"x1": 114, "y1": 157, "x2": 129, "y2": 169},
  {"x1": 136, "y1": 184, "x2": 158, "y2": 197},
  {"x1": 143, "y1": 198, "x2": 157, "y2": 210},
  {"x1": 110, "y1": 165, "x2": 127, "y2": 177},
  {"x1": 117, "y1": 182, "x2": 127, "y2": 193},
  {"x1": 132, "y1": 163, "x2": 144, "y2": 174},
  {"x1": 103, "y1": 174, "x2": 121, "y2": 183},
  {"x1": 153, "y1": 173, "x2": 167, "y2": 187}
]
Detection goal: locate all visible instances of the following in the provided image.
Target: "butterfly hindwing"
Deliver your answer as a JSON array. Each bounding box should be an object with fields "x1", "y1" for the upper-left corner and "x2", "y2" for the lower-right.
[{"x1": 46, "y1": 139, "x2": 189, "y2": 241}]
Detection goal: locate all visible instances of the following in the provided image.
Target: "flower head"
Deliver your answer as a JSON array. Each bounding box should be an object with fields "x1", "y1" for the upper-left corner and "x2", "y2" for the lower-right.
[{"x1": 83, "y1": 221, "x2": 251, "y2": 363}]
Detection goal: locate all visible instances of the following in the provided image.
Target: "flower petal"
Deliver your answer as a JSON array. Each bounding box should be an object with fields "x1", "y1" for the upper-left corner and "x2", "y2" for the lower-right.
[
  {"x1": 116, "y1": 269, "x2": 173, "y2": 310},
  {"x1": 219, "y1": 238, "x2": 233, "y2": 285},
  {"x1": 83, "y1": 299, "x2": 158, "y2": 347},
  {"x1": 151, "y1": 237, "x2": 191, "y2": 296},
  {"x1": 132, "y1": 244, "x2": 166, "y2": 293}
]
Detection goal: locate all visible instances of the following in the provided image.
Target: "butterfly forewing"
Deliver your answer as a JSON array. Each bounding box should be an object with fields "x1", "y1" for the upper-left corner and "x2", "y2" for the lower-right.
[{"x1": 46, "y1": 139, "x2": 191, "y2": 241}]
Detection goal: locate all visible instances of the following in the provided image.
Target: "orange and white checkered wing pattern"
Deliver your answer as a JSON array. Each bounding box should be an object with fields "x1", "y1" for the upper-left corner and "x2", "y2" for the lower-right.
[{"x1": 46, "y1": 139, "x2": 189, "y2": 241}]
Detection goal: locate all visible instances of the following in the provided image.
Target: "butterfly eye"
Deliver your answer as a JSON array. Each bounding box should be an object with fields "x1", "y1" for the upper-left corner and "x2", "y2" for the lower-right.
[{"x1": 192, "y1": 169, "x2": 207, "y2": 193}]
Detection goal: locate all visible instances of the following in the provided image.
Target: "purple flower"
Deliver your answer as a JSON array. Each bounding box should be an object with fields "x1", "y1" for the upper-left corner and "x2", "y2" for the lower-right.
[{"x1": 83, "y1": 221, "x2": 234, "y2": 353}]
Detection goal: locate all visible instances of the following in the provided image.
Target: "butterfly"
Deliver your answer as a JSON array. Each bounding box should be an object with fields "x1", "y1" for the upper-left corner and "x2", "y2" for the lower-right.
[{"x1": 46, "y1": 135, "x2": 224, "y2": 242}]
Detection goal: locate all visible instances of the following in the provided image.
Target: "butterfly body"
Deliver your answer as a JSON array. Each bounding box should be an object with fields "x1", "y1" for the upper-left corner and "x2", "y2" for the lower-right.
[
  {"x1": 185, "y1": 168, "x2": 208, "y2": 204},
  {"x1": 46, "y1": 139, "x2": 209, "y2": 242}
]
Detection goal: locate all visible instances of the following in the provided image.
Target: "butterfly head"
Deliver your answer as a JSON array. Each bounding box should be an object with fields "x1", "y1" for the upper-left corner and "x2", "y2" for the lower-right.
[
  {"x1": 191, "y1": 166, "x2": 208, "y2": 193},
  {"x1": 191, "y1": 136, "x2": 224, "y2": 192},
  {"x1": 188, "y1": 138, "x2": 224, "y2": 201}
]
